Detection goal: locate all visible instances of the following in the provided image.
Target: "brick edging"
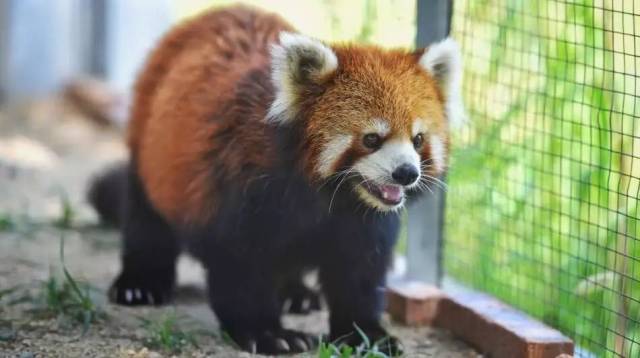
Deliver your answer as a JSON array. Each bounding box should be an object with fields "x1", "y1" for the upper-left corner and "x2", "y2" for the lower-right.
[{"x1": 386, "y1": 281, "x2": 574, "y2": 358}]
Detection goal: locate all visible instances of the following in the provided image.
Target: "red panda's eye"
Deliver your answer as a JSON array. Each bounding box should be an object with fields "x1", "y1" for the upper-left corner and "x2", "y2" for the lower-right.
[
  {"x1": 413, "y1": 133, "x2": 424, "y2": 149},
  {"x1": 363, "y1": 133, "x2": 382, "y2": 150}
]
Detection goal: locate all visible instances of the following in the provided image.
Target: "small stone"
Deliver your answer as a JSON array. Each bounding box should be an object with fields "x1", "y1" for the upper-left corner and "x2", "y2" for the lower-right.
[{"x1": 19, "y1": 353, "x2": 34, "y2": 358}]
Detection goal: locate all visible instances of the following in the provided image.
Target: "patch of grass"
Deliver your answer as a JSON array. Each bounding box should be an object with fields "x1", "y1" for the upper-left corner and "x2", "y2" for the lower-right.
[
  {"x1": 53, "y1": 192, "x2": 75, "y2": 229},
  {"x1": 0, "y1": 209, "x2": 61, "y2": 237},
  {"x1": 0, "y1": 212, "x2": 38, "y2": 235},
  {"x1": 0, "y1": 286, "x2": 21, "y2": 300},
  {"x1": 0, "y1": 214, "x2": 15, "y2": 231},
  {"x1": 140, "y1": 313, "x2": 199, "y2": 354},
  {"x1": 36, "y1": 236, "x2": 104, "y2": 332},
  {"x1": 317, "y1": 326, "x2": 397, "y2": 358},
  {"x1": 219, "y1": 330, "x2": 241, "y2": 350}
]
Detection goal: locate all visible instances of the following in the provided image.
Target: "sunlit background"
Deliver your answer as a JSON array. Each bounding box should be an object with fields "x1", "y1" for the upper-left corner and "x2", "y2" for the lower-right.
[
  {"x1": 0, "y1": 1, "x2": 639, "y2": 357},
  {"x1": 0, "y1": 0, "x2": 414, "y2": 101}
]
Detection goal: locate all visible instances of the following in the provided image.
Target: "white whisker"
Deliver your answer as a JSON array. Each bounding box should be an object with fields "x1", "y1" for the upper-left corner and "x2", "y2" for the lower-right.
[{"x1": 328, "y1": 168, "x2": 354, "y2": 214}]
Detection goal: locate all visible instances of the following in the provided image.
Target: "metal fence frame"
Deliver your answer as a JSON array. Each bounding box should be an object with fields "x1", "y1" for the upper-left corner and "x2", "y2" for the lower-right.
[
  {"x1": 406, "y1": 0, "x2": 453, "y2": 285},
  {"x1": 442, "y1": 1, "x2": 640, "y2": 356},
  {"x1": 0, "y1": 1, "x2": 9, "y2": 104}
]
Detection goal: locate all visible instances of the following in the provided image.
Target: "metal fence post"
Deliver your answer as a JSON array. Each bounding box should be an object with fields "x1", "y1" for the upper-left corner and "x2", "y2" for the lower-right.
[
  {"x1": 0, "y1": 0, "x2": 9, "y2": 104},
  {"x1": 0, "y1": 0, "x2": 82, "y2": 100},
  {"x1": 405, "y1": 0, "x2": 453, "y2": 285}
]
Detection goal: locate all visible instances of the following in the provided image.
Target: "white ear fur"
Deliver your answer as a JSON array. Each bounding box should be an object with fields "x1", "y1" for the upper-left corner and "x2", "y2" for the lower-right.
[
  {"x1": 419, "y1": 37, "x2": 467, "y2": 128},
  {"x1": 267, "y1": 32, "x2": 338, "y2": 124}
]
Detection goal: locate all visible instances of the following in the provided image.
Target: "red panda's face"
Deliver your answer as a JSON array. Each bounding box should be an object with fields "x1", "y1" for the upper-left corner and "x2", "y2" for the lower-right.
[{"x1": 269, "y1": 33, "x2": 465, "y2": 211}]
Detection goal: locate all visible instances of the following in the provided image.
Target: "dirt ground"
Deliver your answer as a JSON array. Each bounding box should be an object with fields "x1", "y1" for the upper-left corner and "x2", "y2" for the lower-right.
[{"x1": 0, "y1": 99, "x2": 480, "y2": 357}]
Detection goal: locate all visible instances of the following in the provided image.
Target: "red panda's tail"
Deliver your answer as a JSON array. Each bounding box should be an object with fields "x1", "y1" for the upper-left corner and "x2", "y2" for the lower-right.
[{"x1": 87, "y1": 162, "x2": 129, "y2": 228}]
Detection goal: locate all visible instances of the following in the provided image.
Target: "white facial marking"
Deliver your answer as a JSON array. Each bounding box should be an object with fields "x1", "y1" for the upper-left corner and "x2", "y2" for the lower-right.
[
  {"x1": 430, "y1": 135, "x2": 445, "y2": 172},
  {"x1": 366, "y1": 118, "x2": 391, "y2": 137},
  {"x1": 412, "y1": 119, "x2": 427, "y2": 137},
  {"x1": 316, "y1": 134, "x2": 353, "y2": 178},
  {"x1": 354, "y1": 139, "x2": 420, "y2": 185}
]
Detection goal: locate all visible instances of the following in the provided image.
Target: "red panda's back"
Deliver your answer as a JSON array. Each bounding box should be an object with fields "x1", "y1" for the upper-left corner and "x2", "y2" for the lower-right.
[{"x1": 128, "y1": 6, "x2": 294, "y2": 225}]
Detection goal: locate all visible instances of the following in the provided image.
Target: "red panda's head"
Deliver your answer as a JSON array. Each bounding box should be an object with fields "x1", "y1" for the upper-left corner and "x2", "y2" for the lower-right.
[{"x1": 268, "y1": 33, "x2": 465, "y2": 212}]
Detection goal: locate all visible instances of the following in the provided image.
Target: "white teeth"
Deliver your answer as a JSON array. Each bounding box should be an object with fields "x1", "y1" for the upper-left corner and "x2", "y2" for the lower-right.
[{"x1": 382, "y1": 191, "x2": 389, "y2": 200}]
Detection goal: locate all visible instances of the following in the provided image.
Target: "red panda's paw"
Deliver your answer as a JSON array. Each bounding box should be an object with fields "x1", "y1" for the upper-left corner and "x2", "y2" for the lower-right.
[
  {"x1": 108, "y1": 272, "x2": 173, "y2": 306},
  {"x1": 230, "y1": 328, "x2": 318, "y2": 355},
  {"x1": 280, "y1": 282, "x2": 322, "y2": 315},
  {"x1": 330, "y1": 328, "x2": 403, "y2": 357}
]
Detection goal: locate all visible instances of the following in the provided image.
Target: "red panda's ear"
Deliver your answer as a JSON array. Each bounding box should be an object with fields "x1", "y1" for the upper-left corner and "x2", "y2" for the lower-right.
[
  {"x1": 418, "y1": 38, "x2": 467, "y2": 128},
  {"x1": 267, "y1": 32, "x2": 338, "y2": 124}
]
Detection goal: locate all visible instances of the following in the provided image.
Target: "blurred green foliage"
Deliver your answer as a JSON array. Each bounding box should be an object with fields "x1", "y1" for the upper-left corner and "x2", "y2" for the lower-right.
[
  {"x1": 172, "y1": 0, "x2": 416, "y2": 47},
  {"x1": 446, "y1": 1, "x2": 640, "y2": 356}
]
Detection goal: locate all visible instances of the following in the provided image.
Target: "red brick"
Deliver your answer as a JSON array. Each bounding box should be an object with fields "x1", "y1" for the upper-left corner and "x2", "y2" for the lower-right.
[
  {"x1": 386, "y1": 281, "x2": 446, "y2": 326},
  {"x1": 434, "y1": 290, "x2": 574, "y2": 358}
]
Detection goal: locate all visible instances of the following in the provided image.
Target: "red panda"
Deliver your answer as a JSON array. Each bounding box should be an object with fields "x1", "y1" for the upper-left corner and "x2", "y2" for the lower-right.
[{"x1": 89, "y1": 5, "x2": 464, "y2": 355}]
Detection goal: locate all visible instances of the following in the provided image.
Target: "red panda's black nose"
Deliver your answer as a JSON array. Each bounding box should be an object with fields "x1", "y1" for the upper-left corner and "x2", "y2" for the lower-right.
[{"x1": 392, "y1": 164, "x2": 419, "y2": 186}]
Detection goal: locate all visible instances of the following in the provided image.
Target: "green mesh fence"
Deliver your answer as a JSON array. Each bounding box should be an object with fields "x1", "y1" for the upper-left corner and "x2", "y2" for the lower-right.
[{"x1": 445, "y1": 1, "x2": 640, "y2": 357}]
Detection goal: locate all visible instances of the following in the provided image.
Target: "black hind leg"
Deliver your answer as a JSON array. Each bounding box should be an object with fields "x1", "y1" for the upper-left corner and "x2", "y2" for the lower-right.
[
  {"x1": 109, "y1": 170, "x2": 178, "y2": 306},
  {"x1": 279, "y1": 271, "x2": 322, "y2": 315}
]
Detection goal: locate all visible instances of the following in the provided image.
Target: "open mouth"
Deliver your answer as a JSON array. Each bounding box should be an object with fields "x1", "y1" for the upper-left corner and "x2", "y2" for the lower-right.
[{"x1": 361, "y1": 181, "x2": 405, "y2": 206}]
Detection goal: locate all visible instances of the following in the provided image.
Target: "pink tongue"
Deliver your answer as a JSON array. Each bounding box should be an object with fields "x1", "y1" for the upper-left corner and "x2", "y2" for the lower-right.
[{"x1": 380, "y1": 185, "x2": 403, "y2": 202}]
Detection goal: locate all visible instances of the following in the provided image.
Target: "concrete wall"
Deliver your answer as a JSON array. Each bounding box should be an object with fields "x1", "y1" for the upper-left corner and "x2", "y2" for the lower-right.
[{"x1": 0, "y1": 0, "x2": 172, "y2": 103}]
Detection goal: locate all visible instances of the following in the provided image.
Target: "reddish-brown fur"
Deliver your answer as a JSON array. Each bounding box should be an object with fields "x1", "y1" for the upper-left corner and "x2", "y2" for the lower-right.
[
  {"x1": 129, "y1": 6, "x2": 293, "y2": 225},
  {"x1": 129, "y1": 5, "x2": 448, "y2": 225}
]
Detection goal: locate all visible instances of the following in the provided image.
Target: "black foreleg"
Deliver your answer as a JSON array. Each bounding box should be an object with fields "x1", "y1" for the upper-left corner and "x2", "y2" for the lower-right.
[
  {"x1": 109, "y1": 170, "x2": 179, "y2": 306},
  {"x1": 319, "y1": 214, "x2": 403, "y2": 355}
]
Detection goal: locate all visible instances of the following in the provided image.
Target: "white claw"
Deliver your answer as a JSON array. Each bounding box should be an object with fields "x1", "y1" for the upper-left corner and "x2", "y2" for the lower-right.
[
  {"x1": 275, "y1": 338, "x2": 290, "y2": 352},
  {"x1": 293, "y1": 337, "x2": 309, "y2": 351},
  {"x1": 249, "y1": 340, "x2": 257, "y2": 354},
  {"x1": 301, "y1": 298, "x2": 311, "y2": 311},
  {"x1": 125, "y1": 289, "x2": 133, "y2": 302},
  {"x1": 147, "y1": 292, "x2": 155, "y2": 305},
  {"x1": 282, "y1": 299, "x2": 292, "y2": 312},
  {"x1": 134, "y1": 288, "x2": 142, "y2": 300}
]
